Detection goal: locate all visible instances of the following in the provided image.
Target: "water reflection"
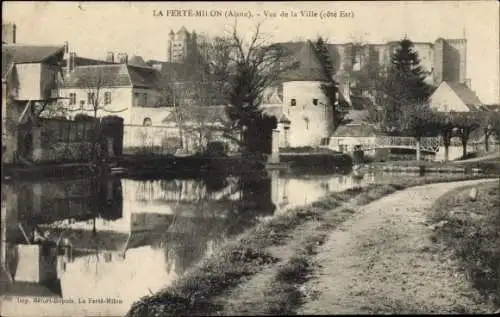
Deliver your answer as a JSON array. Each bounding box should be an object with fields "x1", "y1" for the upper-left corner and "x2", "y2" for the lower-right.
[{"x1": 2, "y1": 170, "x2": 388, "y2": 316}]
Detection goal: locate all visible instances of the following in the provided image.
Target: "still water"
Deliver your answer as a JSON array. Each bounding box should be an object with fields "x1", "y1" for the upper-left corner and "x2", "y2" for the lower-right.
[{"x1": 1, "y1": 169, "x2": 404, "y2": 316}]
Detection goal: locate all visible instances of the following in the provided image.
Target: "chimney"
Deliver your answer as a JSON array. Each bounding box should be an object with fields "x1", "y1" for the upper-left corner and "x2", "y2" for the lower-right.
[
  {"x1": 66, "y1": 52, "x2": 77, "y2": 77},
  {"x1": 64, "y1": 41, "x2": 69, "y2": 54},
  {"x1": 2, "y1": 23, "x2": 16, "y2": 44},
  {"x1": 106, "y1": 51, "x2": 115, "y2": 63},
  {"x1": 117, "y1": 53, "x2": 128, "y2": 64}
]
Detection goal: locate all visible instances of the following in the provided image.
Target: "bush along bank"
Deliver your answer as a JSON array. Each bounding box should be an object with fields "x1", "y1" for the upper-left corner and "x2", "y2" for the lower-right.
[
  {"x1": 126, "y1": 174, "x2": 497, "y2": 317},
  {"x1": 428, "y1": 181, "x2": 500, "y2": 313}
]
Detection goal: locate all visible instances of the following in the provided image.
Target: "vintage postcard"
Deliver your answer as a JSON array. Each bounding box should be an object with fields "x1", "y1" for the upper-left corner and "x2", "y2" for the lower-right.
[{"x1": 1, "y1": 1, "x2": 499, "y2": 316}]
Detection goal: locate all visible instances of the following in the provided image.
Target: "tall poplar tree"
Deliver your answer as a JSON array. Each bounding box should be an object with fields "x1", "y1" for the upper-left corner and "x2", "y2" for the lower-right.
[{"x1": 313, "y1": 37, "x2": 342, "y2": 130}]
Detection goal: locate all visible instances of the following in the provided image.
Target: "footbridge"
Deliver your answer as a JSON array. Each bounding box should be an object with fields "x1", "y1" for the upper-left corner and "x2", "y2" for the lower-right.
[{"x1": 328, "y1": 136, "x2": 443, "y2": 153}]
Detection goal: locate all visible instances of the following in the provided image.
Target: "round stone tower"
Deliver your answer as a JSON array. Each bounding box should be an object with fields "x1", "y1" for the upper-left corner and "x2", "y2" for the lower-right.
[{"x1": 282, "y1": 81, "x2": 334, "y2": 147}]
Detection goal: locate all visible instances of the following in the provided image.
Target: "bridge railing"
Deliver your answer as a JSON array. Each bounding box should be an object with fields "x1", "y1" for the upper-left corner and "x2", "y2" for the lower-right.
[{"x1": 328, "y1": 135, "x2": 443, "y2": 152}]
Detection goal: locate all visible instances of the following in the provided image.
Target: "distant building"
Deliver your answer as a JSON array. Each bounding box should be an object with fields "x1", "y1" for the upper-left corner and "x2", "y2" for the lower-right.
[
  {"x1": 2, "y1": 23, "x2": 16, "y2": 44},
  {"x1": 167, "y1": 27, "x2": 198, "y2": 63},
  {"x1": 429, "y1": 81, "x2": 483, "y2": 112}
]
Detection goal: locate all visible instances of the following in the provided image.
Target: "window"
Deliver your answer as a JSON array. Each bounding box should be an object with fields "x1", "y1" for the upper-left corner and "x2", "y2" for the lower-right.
[
  {"x1": 143, "y1": 117, "x2": 152, "y2": 126},
  {"x1": 69, "y1": 93, "x2": 76, "y2": 105},
  {"x1": 143, "y1": 93, "x2": 148, "y2": 106},
  {"x1": 104, "y1": 92, "x2": 112, "y2": 105},
  {"x1": 87, "y1": 92, "x2": 95, "y2": 105},
  {"x1": 290, "y1": 98, "x2": 296, "y2": 107},
  {"x1": 80, "y1": 100, "x2": 85, "y2": 109},
  {"x1": 133, "y1": 92, "x2": 140, "y2": 107}
]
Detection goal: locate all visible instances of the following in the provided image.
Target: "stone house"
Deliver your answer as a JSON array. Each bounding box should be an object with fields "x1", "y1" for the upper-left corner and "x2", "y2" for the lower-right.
[
  {"x1": 2, "y1": 44, "x2": 66, "y2": 164},
  {"x1": 60, "y1": 62, "x2": 164, "y2": 125}
]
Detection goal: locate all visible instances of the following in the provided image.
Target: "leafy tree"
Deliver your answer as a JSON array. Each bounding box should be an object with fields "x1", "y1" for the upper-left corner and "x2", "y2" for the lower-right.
[
  {"x1": 450, "y1": 111, "x2": 482, "y2": 159},
  {"x1": 399, "y1": 103, "x2": 441, "y2": 161},
  {"x1": 379, "y1": 37, "x2": 433, "y2": 131},
  {"x1": 436, "y1": 112, "x2": 454, "y2": 162},
  {"x1": 313, "y1": 37, "x2": 341, "y2": 130},
  {"x1": 481, "y1": 111, "x2": 500, "y2": 152}
]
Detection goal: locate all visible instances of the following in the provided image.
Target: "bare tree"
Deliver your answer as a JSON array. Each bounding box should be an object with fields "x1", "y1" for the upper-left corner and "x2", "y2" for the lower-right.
[
  {"x1": 158, "y1": 35, "x2": 233, "y2": 152},
  {"x1": 223, "y1": 21, "x2": 298, "y2": 153},
  {"x1": 70, "y1": 67, "x2": 127, "y2": 118},
  {"x1": 64, "y1": 67, "x2": 126, "y2": 165},
  {"x1": 450, "y1": 111, "x2": 482, "y2": 159}
]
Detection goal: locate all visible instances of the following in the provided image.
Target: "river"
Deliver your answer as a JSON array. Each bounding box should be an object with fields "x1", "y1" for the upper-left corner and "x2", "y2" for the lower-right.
[{"x1": 1, "y1": 169, "x2": 417, "y2": 316}]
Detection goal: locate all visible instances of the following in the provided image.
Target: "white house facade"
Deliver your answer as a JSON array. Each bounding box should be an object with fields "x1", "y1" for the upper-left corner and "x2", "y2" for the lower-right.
[
  {"x1": 60, "y1": 64, "x2": 164, "y2": 125},
  {"x1": 429, "y1": 81, "x2": 483, "y2": 112}
]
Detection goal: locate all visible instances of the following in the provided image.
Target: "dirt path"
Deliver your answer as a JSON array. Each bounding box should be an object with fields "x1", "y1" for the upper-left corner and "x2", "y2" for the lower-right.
[{"x1": 299, "y1": 179, "x2": 497, "y2": 315}]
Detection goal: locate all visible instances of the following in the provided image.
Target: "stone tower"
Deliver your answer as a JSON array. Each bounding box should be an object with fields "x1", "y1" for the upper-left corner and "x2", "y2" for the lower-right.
[
  {"x1": 434, "y1": 37, "x2": 467, "y2": 85},
  {"x1": 167, "y1": 27, "x2": 197, "y2": 63}
]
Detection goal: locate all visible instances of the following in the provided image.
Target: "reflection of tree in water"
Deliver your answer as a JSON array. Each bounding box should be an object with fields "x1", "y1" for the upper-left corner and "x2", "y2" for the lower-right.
[
  {"x1": 160, "y1": 201, "x2": 230, "y2": 276},
  {"x1": 222, "y1": 173, "x2": 276, "y2": 237},
  {"x1": 157, "y1": 173, "x2": 275, "y2": 276}
]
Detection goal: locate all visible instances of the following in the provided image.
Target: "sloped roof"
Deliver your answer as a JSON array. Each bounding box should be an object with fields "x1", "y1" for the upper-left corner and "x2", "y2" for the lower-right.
[
  {"x1": 64, "y1": 65, "x2": 130, "y2": 88},
  {"x1": 64, "y1": 64, "x2": 160, "y2": 89},
  {"x1": 331, "y1": 123, "x2": 380, "y2": 138},
  {"x1": 61, "y1": 56, "x2": 113, "y2": 68},
  {"x1": 2, "y1": 44, "x2": 65, "y2": 64},
  {"x1": 127, "y1": 65, "x2": 160, "y2": 89},
  {"x1": 148, "y1": 61, "x2": 196, "y2": 83},
  {"x1": 2, "y1": 52, "x2": 14, "y2": 79},
  {"x1": 129, "y1": 55, "x2": 149, "y2": 68},
  {"x1": 445, "y1": 82, "x2": 483, "y2": 106},
  {"x1": 277, "y1": 40, "x2": 329, "y2": 82},
  {"x1": 478, "y1": 104, "x2": 500, "y2": 112}
]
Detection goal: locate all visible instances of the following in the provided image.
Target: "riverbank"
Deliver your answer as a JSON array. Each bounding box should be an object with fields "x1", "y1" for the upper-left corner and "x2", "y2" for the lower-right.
[
  {"x1": 363, "y1": 157, "x2": 500, "y2": 175},
  {"x1": 428, "y1": 181, "x2": 500, "y2": 311},
  {"x1": 126, "y1": 174, "x2": 498, "y2": 316}
]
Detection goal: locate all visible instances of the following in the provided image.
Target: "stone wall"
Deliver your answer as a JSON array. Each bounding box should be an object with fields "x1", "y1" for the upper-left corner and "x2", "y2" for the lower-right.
[{"x1": 16, "y1": 116, "x2": 123, "y2": 164}]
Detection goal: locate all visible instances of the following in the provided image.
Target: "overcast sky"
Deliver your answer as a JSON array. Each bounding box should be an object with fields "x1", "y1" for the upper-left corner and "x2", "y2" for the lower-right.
[{"x1": 3, "y1": 1, "x2": 499, "y2": 103}]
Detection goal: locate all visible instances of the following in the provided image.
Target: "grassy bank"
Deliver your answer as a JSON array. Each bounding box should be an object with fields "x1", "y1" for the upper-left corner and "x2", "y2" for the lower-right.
[
  {"x1": 365, "y1": 158, "x2": 500, "y2": 175},
  {"x1": 127, "y1": 174, "x2": 497, "y2": 317},
  {"x1": 428, "y1": 181, "x2": 500, "y2": 312}
]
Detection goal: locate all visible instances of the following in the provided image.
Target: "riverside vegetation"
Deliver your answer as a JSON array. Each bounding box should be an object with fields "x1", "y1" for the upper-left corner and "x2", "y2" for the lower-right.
[
  {"x1": 127, "y1": 173, "x2": 498, "y2": 316},
  {"x1": 428, "y1": 181, "x2": 500, "y2": 312}
]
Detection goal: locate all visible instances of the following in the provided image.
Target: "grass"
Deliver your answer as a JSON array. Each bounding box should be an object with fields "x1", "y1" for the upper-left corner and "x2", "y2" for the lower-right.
[
  {"x1": 127, "y1": 173, "x2": 497, "y2": 317},
  {"x1": 429, "y1": 181, "x2": 500, "y2": 312},
  {"x1": 368, "y1": 157, "x2": 500, "y2": 175}
]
